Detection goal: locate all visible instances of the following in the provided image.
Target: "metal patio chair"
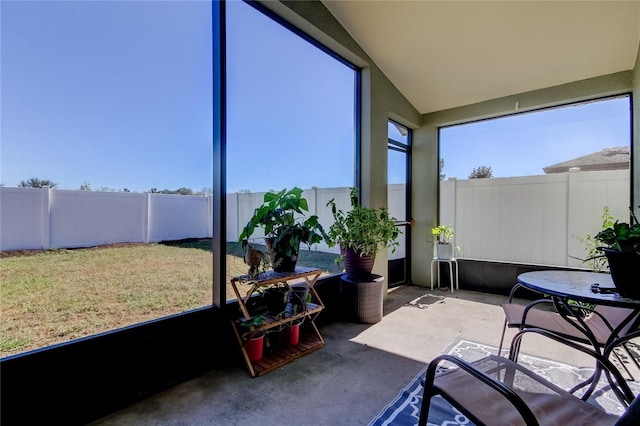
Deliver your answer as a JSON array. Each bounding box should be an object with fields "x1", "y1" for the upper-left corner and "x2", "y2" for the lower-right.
[
  {"x1": 498, "y1": 283, "x2": 640, "y2": 379},
  {"x1": 418, "y1": 352, "x2": 640, "y2": 426}
]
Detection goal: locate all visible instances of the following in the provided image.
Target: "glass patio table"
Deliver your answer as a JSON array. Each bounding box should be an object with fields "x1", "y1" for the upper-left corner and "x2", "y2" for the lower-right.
[{"x1": 514, "y1": 270, "x2": 640, "y2": 405}]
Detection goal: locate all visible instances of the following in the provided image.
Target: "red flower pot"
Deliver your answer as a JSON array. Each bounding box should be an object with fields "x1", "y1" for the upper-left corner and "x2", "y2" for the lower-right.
[
  {"x1": 284, "y1": 321, "x2": 301, "y2": 346},
  {"x1": 243, "y1": 332, "x2": 265, "y2": 362}
]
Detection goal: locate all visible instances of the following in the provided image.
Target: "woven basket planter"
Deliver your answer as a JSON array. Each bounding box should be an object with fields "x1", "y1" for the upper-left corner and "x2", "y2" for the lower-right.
[{"x1": 340, "y1": 274, "x2": 384, "y2": 324}]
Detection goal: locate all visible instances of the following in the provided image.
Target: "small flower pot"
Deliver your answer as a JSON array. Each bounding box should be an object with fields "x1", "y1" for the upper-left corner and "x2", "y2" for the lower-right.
[
  {"x1": 265, "y1": 329, "x2": 283, "y2": 353},
  {"x1": 243, "y1": 331, "x2": 265, "y2": 362},
  {"x1": 245, "y1": 294, "x2": 267, "y2": 317},
  {"x1": 435, "y1": 243, "x2": 454, "y2": 260},
  {"x1": 284, "y1": 321, "x2": 301, "y2": 346},
  {"x1": 263, "y1": 286, "x2": 289, "y2": 315},
  {"x1": 289, "y1": 284, "x2": 309, "y2": 312}
]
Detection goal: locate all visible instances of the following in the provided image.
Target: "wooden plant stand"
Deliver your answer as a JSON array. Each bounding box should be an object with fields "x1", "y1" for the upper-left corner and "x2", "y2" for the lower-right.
[{"x1": 229, "y1": 267, "x2": 324, "y2": 377}]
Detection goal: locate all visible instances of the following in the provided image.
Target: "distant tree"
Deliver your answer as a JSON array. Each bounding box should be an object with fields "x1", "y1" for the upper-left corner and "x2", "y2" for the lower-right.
[
  {"x1": 469, "y1": 166, "x2": 493, "y2": 179},
  {"x1": 121, "y1": 188, "x2": 131, "y2": 193},
  {"x1": 19, "y1": 177, "x2": 57, "y2": 188},
  {"x1": 148, "y1": 188, "x2": 159, "y2": 193},
  {"x1": 79, "y1": 182, "x2": 92, "y2": 191},
  {"x1": 237, "y1": 189, "x2": 252, "y2": 194},
  {"x1": 439, "y1": 159, "x2": 446, "y2": 181},
  {"x1": 196, "y1": 187, "x2": 213, "y2": 196},
  {"x1": 157, "y1": 187, "x2": 194, "y2": 195}
]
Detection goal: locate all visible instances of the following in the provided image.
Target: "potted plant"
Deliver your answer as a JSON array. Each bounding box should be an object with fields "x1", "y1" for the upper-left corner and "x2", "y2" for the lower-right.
[
  {"x1": 262, "y1": 283, "x2": 290, "y2": 316},
  {"x1": 289, "y1": 284, "x2": 310, "y2": 315},
  {"x1": 284, "y1": 318, "x2": 303, "y2": 347},
  {"x1": 573, "y1": 206, "x2": 615, "y2": 272},
  {"x1": 239, "y1": 187, "x2": 328, "y2": 272},
  {"x1": 240, "y1": 316, "x2": 266, "y2": 362},
  {"x1": 431, "y1": 224, "x2": 455, "y2": 259},
  {"x1": 326, "y1": 187, "x2": 400, "y2": 281},
  {"x1": 594, "y1": 207, "x2": 640, "y2": 298},
  {"x1": 243, "y1": 243, "x2": 267, "y2": 279}
]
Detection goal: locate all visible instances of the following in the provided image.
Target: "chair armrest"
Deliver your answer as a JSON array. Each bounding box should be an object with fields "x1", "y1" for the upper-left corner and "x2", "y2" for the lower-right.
[
  {"x1": 507, "y1": 282, "x2": 530, "y2": 302},
  {"x1": 518, "y1": 299, "x2": 553, "y2": 327},
  {"x1": 424, "y1": 354, "x2": 539, "y2": 425}
]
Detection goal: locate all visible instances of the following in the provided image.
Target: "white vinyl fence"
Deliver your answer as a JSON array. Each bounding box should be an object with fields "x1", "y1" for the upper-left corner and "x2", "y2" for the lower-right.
[
  {"x1": 0, "y1": 188, "x2": 213, "y2": 251},
  {"x1": 0, "y1": 186, "x2": 355, "y2": 252},
  {"x1": 226, "y1": 187, "x2": 353, "y2": 255},
  {"x1": 1, "y1": 169, "x2": 630, "y2": 269},
  {"x1": 439, "y1": 169, "x2": 630, "y2": 267}
]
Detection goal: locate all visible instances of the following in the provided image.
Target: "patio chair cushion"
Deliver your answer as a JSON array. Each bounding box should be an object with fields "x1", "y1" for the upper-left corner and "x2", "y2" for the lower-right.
[
  {"x1": 420, "y1": 354, "x2": 619, "y2": 426},
  {"x1": 502, "y1": 303, "x2": 636, "y2": 346}
]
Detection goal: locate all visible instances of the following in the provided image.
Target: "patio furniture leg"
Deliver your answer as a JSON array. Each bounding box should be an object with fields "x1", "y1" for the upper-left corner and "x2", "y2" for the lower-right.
[
  {"x1": 454, "y1": 259, "x2": 459, "y2": 291},
  {"x1": 430, "y1": 259, "x2": 436, "y2": 291},
  {"x1": 497, "y1": 318, "x2": 508, "y2": 356}
]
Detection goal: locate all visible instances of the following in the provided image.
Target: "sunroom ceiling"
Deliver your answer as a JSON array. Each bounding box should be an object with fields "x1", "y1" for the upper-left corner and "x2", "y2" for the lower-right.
[{"x1": 322, "y1": 1, "x2": 640, "y2": 114}]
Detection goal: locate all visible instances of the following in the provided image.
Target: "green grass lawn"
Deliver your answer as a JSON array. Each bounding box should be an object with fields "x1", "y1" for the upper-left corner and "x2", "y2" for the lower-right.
[{"x1": 0, "y1": 240, "x2": 340, "y2": 356}]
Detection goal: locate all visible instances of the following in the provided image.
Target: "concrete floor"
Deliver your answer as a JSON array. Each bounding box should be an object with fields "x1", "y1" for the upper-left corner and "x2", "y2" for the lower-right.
[{"x1": 90, "y1": 285, "x2": 633, "y2": 426}]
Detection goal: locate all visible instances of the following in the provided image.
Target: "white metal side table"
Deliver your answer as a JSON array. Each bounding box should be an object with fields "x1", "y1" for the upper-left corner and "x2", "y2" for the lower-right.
[{"x1": 430, "y1": 257, "x2": 459, "y2": 293}]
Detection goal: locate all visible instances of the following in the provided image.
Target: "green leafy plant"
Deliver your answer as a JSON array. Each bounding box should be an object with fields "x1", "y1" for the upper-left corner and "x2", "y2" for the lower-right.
[
  {"x1": 595, "y1": 206, "x2": 640, "y2": 254},
  {"x1": 240, "y1": 315, "x2": 265, "y2": 328},
  {"x1": 326, "y1": 187, "x2": 400, "y2": 257},
  {"x1": 573, "y1": 206, "x2": 616, "y2": 271},
  {"x1": 431, "y1": 225, "x2": 454, "y2": 244},
  {"x1": 574, "y1": 206, "x2": 640, "y2": 272},
  {"x1": 239, "y1": 187, "x2": 328, "y2": 260}
]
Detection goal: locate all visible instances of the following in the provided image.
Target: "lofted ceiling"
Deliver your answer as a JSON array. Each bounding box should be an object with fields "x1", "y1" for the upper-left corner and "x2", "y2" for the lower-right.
[{"x1": 322, "y1": 1, "x2": 640, "y2": 114}]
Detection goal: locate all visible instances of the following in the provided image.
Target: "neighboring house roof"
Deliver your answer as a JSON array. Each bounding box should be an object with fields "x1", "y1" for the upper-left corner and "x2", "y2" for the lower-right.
[{"x1": 543, "y1": 146, "x2": 630, "y2": 174}]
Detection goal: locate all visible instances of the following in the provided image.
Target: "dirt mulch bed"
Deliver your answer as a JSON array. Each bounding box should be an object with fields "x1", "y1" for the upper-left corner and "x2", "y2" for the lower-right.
[{"x1": 0, "y1": 242, "x2": 148, "y2": 258}]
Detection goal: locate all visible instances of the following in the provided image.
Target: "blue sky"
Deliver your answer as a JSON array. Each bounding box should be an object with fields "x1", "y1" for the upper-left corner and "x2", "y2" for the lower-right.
[
  {"x1": 1, "y1": 0, "x2": 354, "y2": 194},
  {"x1": 2, "y1": 0, "x2": 213, "y2": 193},
  {"x1": 440, "y1": 97, "x2": 630, "y2": 179},
  {"x1": 225, "y1": 0, "x2": 355, "y2": 193},
  {"x1": 1, "y1": 1, "x2": 630, "y2": 192}
]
